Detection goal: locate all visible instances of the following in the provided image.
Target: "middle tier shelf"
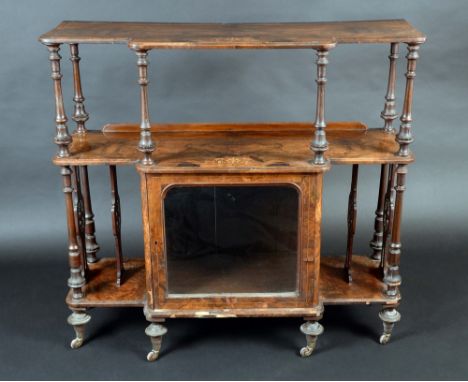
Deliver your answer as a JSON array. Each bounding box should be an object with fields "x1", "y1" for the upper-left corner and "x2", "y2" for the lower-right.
[
  {"x1": 66, "y1": 255, "x2": 399, "y2": 309},
  {"x1": 53, "y1": 121, "x2": 413, "y2": 170}
]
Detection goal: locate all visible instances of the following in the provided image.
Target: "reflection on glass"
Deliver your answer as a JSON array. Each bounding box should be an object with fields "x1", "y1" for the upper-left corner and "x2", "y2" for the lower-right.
[{"x1": 164, "y1": 186, "x2": 299, "y2": 295}]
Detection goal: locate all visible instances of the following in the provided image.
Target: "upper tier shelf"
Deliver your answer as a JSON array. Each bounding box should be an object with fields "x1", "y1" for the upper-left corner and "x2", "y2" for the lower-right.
[
  {"x1": 52, "y1": 122, "x2": 413, "y2": 172},
  {"x1": 39, "y1": 20, "x2": 425, "y2": 49}
]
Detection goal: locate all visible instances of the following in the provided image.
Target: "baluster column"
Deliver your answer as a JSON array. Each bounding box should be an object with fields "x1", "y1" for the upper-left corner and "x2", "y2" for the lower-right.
[
  {"x1": 47, "y1": 44, "x2": 72, "y2": 158},
  {"x1": 397, "y1": 44, "x2": 420, "y2": 157},
  {"x1": 370, "y1": 43, "x2": 399, "y2": 261},
  {"x1": 311, "y1": 48, "x2": 329, "y2": 165},
  {"x1": 135, "y1": 49, "x2": 155, "y2": 165}
]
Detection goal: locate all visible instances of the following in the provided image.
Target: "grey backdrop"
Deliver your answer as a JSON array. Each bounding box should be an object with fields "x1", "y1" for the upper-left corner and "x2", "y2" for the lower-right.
[{"x1": 1, "y1": 0, "x2": 468, "y2": 380}]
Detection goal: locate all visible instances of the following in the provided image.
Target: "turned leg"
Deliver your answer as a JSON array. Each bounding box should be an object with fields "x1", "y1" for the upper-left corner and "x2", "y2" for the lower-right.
[
  {"x1": 299, "y1": 320, "x2": 324, "y2": 357},
  {"x1": 80, "y1": 166, "x2": 99, "y2": 263},
  {"x1": 379, "y1": 307, "x2": 401, "y2": 345},
  {"x1": 145, "y1": 322, "x2": 167, "y2": 362},
  {"x1": 109, "y1": 165, "x2": 124, "y2": 286},
  {"x1": 344, "y1": 164, "x2": 358, "y2": 282},
  {"x1": 72, "y1": 166, "x2": 88, "y2": 277},
  {"x1": 68, "y1": 309, "x2": 91, "y2": 349}
]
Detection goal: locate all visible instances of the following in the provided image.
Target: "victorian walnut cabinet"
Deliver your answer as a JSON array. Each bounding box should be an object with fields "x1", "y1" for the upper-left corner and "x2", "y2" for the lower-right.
[{"x1": 39, "y1": 20, "x2": 425, "y2": 361}]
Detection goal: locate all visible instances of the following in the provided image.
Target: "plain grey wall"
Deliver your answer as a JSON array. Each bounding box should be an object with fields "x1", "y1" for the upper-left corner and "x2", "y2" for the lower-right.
[{"x1": 1, "y1": 0, "x2": 468, "y2": 379}]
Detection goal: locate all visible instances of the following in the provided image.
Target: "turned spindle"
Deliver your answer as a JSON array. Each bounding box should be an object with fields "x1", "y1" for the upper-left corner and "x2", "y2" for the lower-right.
[
  {"x1": 384, "y1": 165, "x2": 408, "y2": 297},
  {"x1": 397, "y1": 44, "x2": 420, "y2": 157},
  {"x1": 370, "y1": 164, "x2": 389, "y2": 261},
  {"x1": 72, "y1": 166, "x2": 88, "y2": 278},
  {"x1": 61, "y1": 166, "x2": 85, "y2": 300},
  {"x1": 344, "y1": 164, "x2": 359, "y2": 282},
  {"x1": 311, "y1": 48, "x2": 329, "y2": 165},
  {"x1": 47, "y1": 44, "x2": 71, "y2": 158},
  {"x1": 381, "y1": 43, "x2": 399, "y2": 133},
  {"x1": 135, "y1": 49, "x2": 155, "y2": 165},
  {"x1": 79, "y1": 166, "x2": 99, "y2": 263},
  {"x1": 109, "y1": 165, "x2": 124, "y2": 286},
  {"x1": 381, "y1": 165, "x2": 396, "y2": 271},
  {"x1": 69, "y1": 44, "x2": 89, "y2": 134}
]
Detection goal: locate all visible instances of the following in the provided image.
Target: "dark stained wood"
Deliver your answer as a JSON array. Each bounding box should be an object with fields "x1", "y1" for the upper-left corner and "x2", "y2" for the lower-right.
[
  {"x1": 71, "y1": 166, "x2": 88, "y2": 278},
  {"x1": 311, "y1": 49, "x2": 329, "y2": 165},
  {"x1": 69, "y1": 44, "x2": 89, "y2": 134},
  {"x1": 79, "y1": 166, "x2": 99, "y2": 263},
  {"x1": 39, "y1": 20, "x2": 425, "y2": 48},
  {"x1": 397, "y1": 44, "x2": 420, "y2": 156},
  {"x1": 109, "y1": 165, "x2": 124, "y2": 286},
  {"x1": 66, "y1": 258, "x2": 145, "y2": 308},
  {"x1": 52, "y1": 122, "x2": 413, "y2": 170},
  {"x1": 320, "y1": 255, "x2": 399, "y2": 305},
  {"x1": 47, "y1": 45, "x2": 71, "y2": 158},
  {"x1": 344, "y1": 164, "x2": 359, "y2": 282},
  {"x1": 381, "y1": 43, "x2": 399, "y2": 133},
  {"x1": 370, "y1": 164, "x2": 389, "y2": 260}
]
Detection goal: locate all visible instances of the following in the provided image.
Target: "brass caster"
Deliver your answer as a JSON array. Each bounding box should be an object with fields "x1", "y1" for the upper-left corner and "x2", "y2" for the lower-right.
[
  {"x1": 378, "y1": 307, "x2": 400, "y2": 345},
  {"x1": 145, "y1": 322, "x2": 167, "y2": 362},
  {"x1": 300, "y1": 321, "x2": 323, "y2": 357},
  {"x1": 67, "y1": 310, "x2": 91, "y2": 350}
]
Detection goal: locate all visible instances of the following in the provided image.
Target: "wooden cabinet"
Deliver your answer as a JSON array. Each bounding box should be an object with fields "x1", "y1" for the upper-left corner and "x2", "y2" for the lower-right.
[{"x1": 39, "y1": 19, "x2": 425, "y2": 361}]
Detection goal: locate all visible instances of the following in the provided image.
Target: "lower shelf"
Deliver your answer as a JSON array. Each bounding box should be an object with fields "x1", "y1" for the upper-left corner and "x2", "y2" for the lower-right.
[{"x1": 66, "y1": 255, "x2": 398, "y2": 309}]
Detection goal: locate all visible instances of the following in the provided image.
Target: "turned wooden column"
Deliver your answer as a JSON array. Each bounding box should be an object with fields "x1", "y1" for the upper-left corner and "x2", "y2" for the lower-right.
[
  {"x1": 47, "y1": 44, "x2": 72, "y2": 158},
  {"x1": 69, "y1": 44, "x2": 89, "y2": 134},
  {"x1": 61, "y1": 166, "x2": 85, "y2": 300},
  {"x1": 397, "y1": 43, "x2": 420, "y2": 157},
  {"x1": 370, "y1": 43, "x2": 399, "y2": 261},
  {"x1": 344, "y1": 164, "x2": 359, "y2": 282},
  {"x1": 135, "y1": 49, "x2": 155, "y2": 165},
  {"x1": 384, "y1": 165, "x2": 407, "y2": 298},
  {"x1": 311, "y1": 48, "x2": 329, "y2": 165},
  {"x1": 69, "y1": 43, "x2": 100, "y2": 262},
  {"x1": 71, "y1": 166, "x2": 88, "y2": 278},
  {"x1": 109, "y1": 165, "x2": 124, "y2": 285},
  {"x1": 381, "y1": 165, "x2": 396, "y2": 271}
]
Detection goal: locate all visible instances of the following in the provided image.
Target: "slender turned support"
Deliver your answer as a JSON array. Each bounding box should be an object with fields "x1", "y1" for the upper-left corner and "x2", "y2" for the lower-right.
[
  {"x1": 62, "y1": 166, "x2": 85, "y2": 300},
  {"x1": 109, "y1": 165, "x2": 124, "y2": 286},
  {"x1": 344, "y1": 164, "x2": 359, "y2": 282},
  {"x1": 69, "y1": 44, "x2": 89, "y2": 134},
  {"x1": 300, "y1": 320, "x2": 324, "y2": 357},
  {"x1": 135, "y1": 49, "x2": 155, "y2": 165},
  {"x1": 397, "y1": 44, "x2": 420, "y2": 157},
  {"x1": 145, "y1": 322, "x2": 167, "y2": 361},
  {"x1": 68, "y1": 309, "x2": 91, "y2": 349},
  {"x1": 69, "y1": 44, "x2": 100, "y2": 263},
  {"x1": 381, "y1": 165, "x2": 396, "y2": 272},
  {"x1": 370, "y1": 164, "x2": 389, "y2": 261},
  {"x1": 311, "y1": 48, "x2": 329, "y2": 165},
  {"x1": 381, "y1": 43, "x2": 400, "y2": 133},
  {"x1": 47, "y1": 44, "x2": 71, "y2": 158},
  {"x1": 72, "y1": 167, "x2": 88, "y2": 278},
  {"x1": 79, "y1": 166, "x2": 99, "y2": 263},
  {"x1": 379, "y1": 307, "x2": 401, "y2": 344},
  {"x1": 384, "y1": 165, "x2": 407, "y2": 298}
]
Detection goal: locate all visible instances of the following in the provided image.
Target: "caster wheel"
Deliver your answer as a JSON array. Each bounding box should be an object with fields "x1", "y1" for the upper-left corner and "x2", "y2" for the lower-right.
[
  {"x1": 300, "y1": 346, "x2": 314, "y2": 357},
  {"x1": 147, "y1": 350, "x2": 160, "y2": 362},
  {"x1": 70, "y1": 338, "x2": 83, "y2": 349},
  {"x1": 379, "y1": 334, "x2": 391, "y2": 345}
]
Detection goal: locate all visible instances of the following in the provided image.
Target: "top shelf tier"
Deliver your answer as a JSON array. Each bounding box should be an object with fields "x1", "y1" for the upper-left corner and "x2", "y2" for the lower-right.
[{"x1": 39, "y1": 19, "x2": 425, "y2": 49}]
